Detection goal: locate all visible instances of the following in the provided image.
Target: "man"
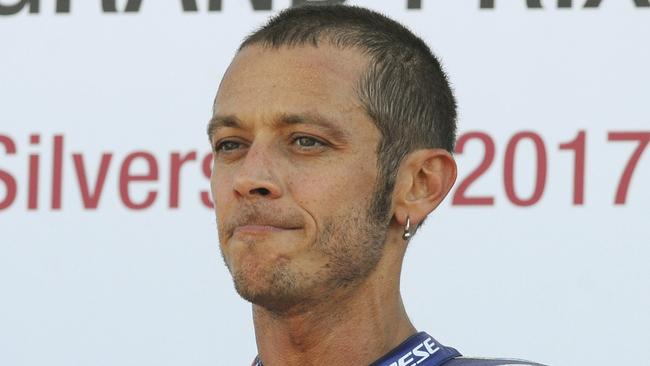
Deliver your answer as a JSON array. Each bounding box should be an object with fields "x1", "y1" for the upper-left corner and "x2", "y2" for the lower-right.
[{"x1": 207, "y1": 4, "x2": 546, "y2": 366}]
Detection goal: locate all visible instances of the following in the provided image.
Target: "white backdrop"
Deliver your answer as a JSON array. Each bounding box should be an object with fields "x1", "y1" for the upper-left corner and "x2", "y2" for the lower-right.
[{"x1": 1, "y1": 1, "x2": 649, "y2": 365}]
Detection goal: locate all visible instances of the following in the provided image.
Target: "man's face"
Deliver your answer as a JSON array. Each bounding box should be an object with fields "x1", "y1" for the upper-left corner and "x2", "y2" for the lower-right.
[{"x1": 209, "y1": 44, "x2": 388, "y2": 312}]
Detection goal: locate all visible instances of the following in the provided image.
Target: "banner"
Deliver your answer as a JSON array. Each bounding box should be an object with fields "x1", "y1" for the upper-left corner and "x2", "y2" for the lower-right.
[{"x1": 1, "y1": 1, "x2": 648, "y2": 365}]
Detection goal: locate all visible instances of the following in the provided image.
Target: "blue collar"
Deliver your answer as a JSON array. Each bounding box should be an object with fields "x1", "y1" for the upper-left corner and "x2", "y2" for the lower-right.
[{"x1": 253, "y1": 331, "x2": 461, "y2": 366}]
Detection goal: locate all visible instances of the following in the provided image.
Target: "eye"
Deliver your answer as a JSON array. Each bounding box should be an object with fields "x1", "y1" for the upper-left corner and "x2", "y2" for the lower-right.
[
  {"x1": 293, "y1": 136, "x2": 324, "y2": 148},
  {"x1": 214, "y1": 140, "x2": 243, "y2": 153}
]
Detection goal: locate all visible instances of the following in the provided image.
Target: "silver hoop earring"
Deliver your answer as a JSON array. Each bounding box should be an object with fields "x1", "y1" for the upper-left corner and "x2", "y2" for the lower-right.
[{"x1": 402, "y1": 216, "x2": 412, "y2": 240}]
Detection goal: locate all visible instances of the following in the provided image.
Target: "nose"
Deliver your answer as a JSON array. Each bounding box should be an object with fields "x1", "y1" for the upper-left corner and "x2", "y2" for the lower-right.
[{"x1": 232, "y1": 142, "x2": 283, "y2": 199}]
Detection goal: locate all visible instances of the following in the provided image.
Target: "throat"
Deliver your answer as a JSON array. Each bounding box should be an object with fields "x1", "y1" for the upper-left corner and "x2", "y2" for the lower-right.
[{"x1": 252, "y1": 288, "x2": 416, "y2": 366}]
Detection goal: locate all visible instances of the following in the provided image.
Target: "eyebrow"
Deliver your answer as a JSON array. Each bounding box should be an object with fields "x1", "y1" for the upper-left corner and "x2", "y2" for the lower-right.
[
  {"x1": 206, "y1": 112, "x2": 351, "y2": 143},
  {"x1": 277, "y1": 112, "x2": 350, "y2": 142},
  {"x1": 206, "y1": 115, "x2": 241, "y2": 140}
]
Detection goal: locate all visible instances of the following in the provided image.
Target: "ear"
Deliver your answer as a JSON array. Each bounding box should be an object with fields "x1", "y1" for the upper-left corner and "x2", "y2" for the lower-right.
[{"x1": 392, "y1": 149, "x2": 457, "y2": 227}]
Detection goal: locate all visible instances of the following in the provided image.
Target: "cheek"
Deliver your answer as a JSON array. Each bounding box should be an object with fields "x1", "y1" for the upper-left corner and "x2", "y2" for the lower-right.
[
  {"x1": 211, "y1": 170, "x2": 235, "y2": 223},
  {"x1": 212, "y1": 164, "x2": 232, "y2": 195},
  {"x1": 289, "y1": 159, "x2": 377, "y2": 213},
  {"x1": 213, "y1": 172, "x2": 237, "y2": 265}
]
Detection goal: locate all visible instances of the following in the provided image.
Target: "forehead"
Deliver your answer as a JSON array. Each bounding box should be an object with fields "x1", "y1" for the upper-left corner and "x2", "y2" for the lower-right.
[{"x1": 213, "y1": 44, "x2": 370, "y2": 125}]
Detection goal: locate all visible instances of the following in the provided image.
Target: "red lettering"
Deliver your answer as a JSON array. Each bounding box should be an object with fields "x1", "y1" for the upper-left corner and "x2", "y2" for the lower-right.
[
  {"x1": 504, "y1": 131, "x2": 547, "y2": 206},
  {"x1": 201, "y1": 152, "x2": 214, "y2": 208},
  {"x1": 559, "y1": 130, "x2": 586, "y2": 205},
  {"x1": 51, "y1": 135, "x2": 64, "y2": 209},
  {"x1": 28, "y1": 134, "x2": 40, "y2": 210},
  {"x1": 452, "y1": 132, "x2": 496, "y2": 205},
  {"x1": 73, "y1": 153, "x2": 113, "y2": 209},
  {"x1": 608, "y1": 131, "x2": 650, "y2": 204},
  {"x1": 0, "y1": 135, "x2": 17, "y2": 210},
  {"x1": 169, "y1": 151, "x2": 197, "y2": 208},
  {"x1": 119, "y1": 152, "x2": 158, "y2": 209}
]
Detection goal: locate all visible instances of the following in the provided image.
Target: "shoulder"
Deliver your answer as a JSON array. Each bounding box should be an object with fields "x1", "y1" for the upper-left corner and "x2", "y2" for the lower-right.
[{"x1": 444, "y1": 357, "x2": 548, "y2": 366}]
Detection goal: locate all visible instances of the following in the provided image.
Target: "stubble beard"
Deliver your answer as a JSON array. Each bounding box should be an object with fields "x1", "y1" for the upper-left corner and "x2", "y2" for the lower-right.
[{"x1": 225, "y1": 201, "x2": 390, "y2": 315}]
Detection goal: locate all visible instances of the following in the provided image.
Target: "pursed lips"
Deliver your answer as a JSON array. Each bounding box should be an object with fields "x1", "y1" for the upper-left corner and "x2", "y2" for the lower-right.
[{"x1": 233, "y1": 224, "x2": 301, "y2": 236}]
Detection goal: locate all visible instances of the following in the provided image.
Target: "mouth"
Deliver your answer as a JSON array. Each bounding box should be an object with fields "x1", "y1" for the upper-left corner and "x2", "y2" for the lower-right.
[{"x1": 233, "y1": 224, "x2": 301, "y2": 236}]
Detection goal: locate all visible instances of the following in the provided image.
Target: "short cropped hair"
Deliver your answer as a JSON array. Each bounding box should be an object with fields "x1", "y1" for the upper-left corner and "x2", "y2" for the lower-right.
[{"x1": 240, "y1": 3, "x2": 457, "y2": 224}]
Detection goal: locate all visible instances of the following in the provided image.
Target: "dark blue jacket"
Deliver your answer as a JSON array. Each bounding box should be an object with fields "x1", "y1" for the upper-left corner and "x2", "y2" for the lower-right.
[{"x1": 444, "y1": 358, "x2": 547, "y2": 366}]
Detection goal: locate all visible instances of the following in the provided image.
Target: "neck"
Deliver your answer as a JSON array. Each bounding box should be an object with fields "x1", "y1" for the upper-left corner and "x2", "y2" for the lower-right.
[{"x1": 252, "y1": 241, "x2": 415, "y2": 366}]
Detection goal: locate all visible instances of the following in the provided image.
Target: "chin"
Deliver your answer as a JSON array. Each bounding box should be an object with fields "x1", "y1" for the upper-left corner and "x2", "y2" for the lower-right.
[{"x1": 231, "y1": 262, "x2": 309, "y2": 313}]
